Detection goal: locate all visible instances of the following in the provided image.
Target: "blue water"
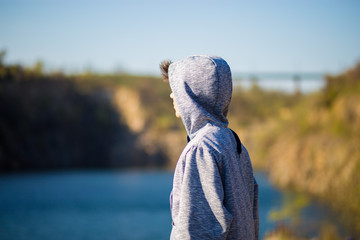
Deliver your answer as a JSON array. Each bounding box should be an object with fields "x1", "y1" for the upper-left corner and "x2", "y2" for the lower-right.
[{"x1": 0, "y1": 170, "x2": 339, "y2": 240}]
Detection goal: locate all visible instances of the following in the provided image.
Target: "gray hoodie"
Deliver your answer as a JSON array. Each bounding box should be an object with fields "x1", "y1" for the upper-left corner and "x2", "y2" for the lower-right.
[{"x1": 168, "y1": 55, "x2": 259, "y2": 240}]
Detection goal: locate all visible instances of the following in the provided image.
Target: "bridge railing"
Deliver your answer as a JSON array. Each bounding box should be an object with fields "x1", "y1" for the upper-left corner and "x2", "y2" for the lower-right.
[{"x1": 232, "y1": 72, "x2": 325, "y2": 93}]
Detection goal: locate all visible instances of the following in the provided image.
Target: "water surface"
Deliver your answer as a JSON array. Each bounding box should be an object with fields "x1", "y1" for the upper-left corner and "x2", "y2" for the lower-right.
[{"x1": 0, "y1": 170, "x2": 341, "y2": 240}]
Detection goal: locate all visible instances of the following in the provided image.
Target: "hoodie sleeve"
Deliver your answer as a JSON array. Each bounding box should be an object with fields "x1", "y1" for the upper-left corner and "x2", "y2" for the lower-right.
[
  {"x1": 170, "y1": 144, "x2": 233, "y2": 240},
  {"x1": 253, "y1": 178, "x2": 259, "y2": 240}
]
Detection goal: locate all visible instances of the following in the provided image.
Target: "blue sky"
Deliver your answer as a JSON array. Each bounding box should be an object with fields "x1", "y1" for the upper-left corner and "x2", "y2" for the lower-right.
[{"x1": 1, "y1": 0, "x2": 359, "y2": 75}]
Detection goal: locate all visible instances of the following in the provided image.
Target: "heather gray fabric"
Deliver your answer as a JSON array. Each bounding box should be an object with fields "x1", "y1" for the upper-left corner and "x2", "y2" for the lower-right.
[{"x1": 168, "y1": 55, "x2": 259, "y2": 240}]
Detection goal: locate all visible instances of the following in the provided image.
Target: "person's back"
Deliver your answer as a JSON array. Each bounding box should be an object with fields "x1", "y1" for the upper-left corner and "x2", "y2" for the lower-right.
[{"x1": 161, "y1": 55, "x2": 259, "y2": 239}]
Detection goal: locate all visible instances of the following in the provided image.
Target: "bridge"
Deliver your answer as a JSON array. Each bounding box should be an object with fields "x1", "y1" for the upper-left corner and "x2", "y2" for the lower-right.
[{"x1": 233, "y1": 72, "x2": 326, "y2": 93}]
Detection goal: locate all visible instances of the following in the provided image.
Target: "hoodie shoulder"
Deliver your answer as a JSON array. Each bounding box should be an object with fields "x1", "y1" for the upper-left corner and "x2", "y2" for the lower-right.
[{"x1": 187, "y1": 124, "x2": 232, "y2": 162}]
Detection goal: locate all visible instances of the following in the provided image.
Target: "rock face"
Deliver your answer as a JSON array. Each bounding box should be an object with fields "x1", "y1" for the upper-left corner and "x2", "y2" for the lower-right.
[
  {"x1": 113, "y1": 87, "x2": 145, "y2": 133},
  {"x1": 112, "y1": 86, "x2": 186, "y2": 167},
  {"x1": 2, "y1": 58, "x2": 359, "y2": 234},
  {"x1": 262, "y1": 63, "x2": 360, "y2": 234},
  {"x1": 0, "y1": 64, "x2": 169, "y2": 171}
]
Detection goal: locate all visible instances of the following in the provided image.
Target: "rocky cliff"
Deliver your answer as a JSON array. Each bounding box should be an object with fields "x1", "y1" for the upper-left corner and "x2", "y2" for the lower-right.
[{"x1": 258, "y1": 63, "x2": 360, "y2": 234}]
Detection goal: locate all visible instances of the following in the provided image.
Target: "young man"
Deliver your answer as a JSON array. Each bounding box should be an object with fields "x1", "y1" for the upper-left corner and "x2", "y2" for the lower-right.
[{"x1": 160, "y1": 55, "x2": 259, "y2": 240}]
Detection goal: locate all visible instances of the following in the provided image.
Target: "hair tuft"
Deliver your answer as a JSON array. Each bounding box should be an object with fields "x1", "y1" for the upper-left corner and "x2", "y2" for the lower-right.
[{"x1": 160, "y1": 59, "x2": 172, "y2": 81}]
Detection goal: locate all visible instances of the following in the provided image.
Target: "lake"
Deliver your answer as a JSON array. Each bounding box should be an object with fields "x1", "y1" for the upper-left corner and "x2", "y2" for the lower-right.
[{"x1": 0, "y1": 170, "x2": 342, "y2": 240}]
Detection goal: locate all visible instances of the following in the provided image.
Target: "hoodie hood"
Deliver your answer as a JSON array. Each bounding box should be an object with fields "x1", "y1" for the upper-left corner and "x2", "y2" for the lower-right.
[{"x1": 168, "y1": 55, "x2": 232, "y2": 139}]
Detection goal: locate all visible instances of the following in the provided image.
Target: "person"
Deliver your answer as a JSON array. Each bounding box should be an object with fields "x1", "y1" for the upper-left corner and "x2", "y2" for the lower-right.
[{"x1": 160, "y1": 55, "x2": 259, "y2": 240}]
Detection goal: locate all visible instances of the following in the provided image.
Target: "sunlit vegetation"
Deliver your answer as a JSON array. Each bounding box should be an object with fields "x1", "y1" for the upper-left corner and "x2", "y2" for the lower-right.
[
  {"x1": 1, "y1": 49, "x2": 359, "y2": 237},
  {"x1": 0, "y1": 54, "x2": 167, "y2": 171},
  {"x1": 264, "y1": 223, "x2": 343, "y2": 240},
  {"x1": 259, "y1": 62, "x2": 360, "y2": 236},
  {"x1": 229, "y1": 84, "x2": 303, "y2": 127}
]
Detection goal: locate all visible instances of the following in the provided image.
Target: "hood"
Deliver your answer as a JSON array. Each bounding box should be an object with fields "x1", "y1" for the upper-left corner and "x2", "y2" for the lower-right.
[{"x1": 168, "y1": 55, "x2": 232, "y2": 139}]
